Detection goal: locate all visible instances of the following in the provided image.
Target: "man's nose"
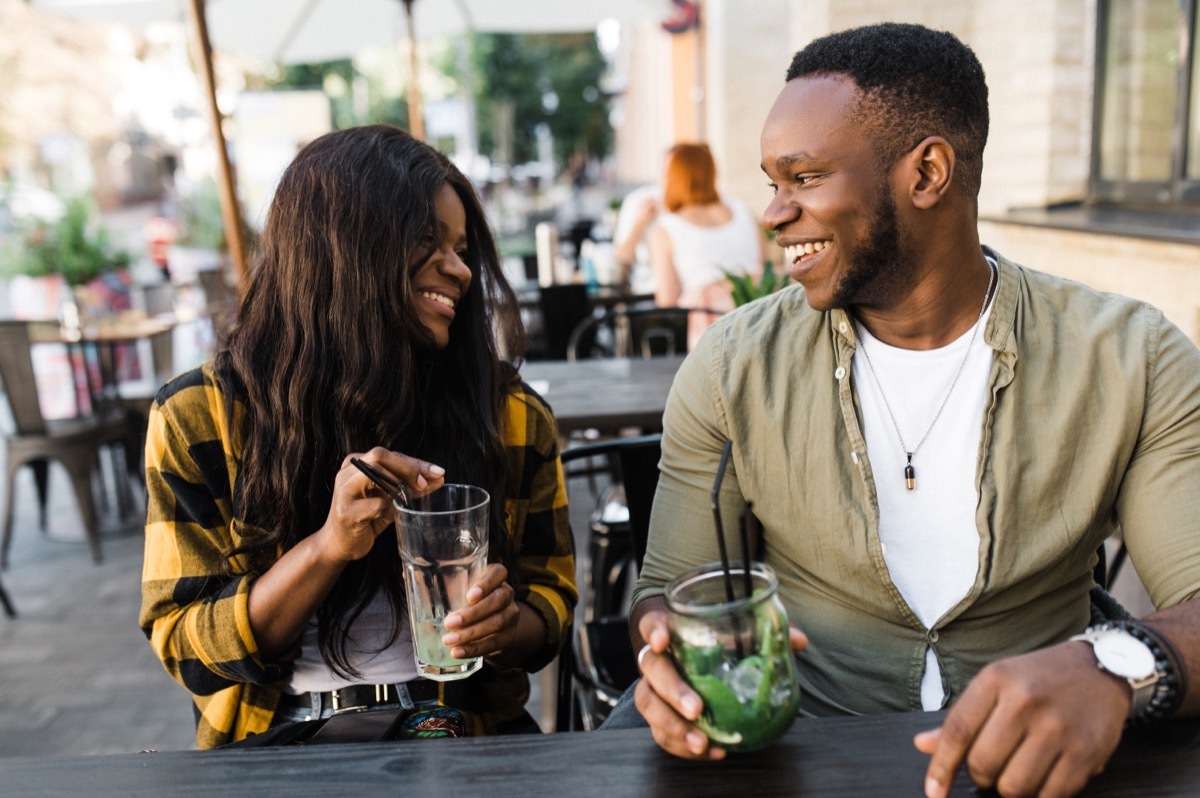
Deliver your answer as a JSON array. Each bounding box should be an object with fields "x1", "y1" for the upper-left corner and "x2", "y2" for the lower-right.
[{"x1": 762, "y1": 192, "x2": 797, "y2": 233}]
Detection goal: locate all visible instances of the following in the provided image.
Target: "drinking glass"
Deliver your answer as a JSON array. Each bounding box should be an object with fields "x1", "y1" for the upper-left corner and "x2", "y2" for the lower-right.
[
  {"x1": 395, "y1": 484, "x2": 490, "y2": 681},
  {"x1": 665, "y1": 560, "x2": 801, "y2": 751}
]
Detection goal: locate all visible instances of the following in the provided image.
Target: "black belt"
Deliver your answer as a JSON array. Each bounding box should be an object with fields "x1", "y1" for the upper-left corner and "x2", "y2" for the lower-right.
[{"x1": 280, "y1": 680, "x2": 441, "y2": 719}]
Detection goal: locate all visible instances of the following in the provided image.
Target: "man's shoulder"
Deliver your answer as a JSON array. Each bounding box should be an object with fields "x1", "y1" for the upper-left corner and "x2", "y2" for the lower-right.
[{"x1": 705, "y1": 283, "x2": 825, "y2": 347}]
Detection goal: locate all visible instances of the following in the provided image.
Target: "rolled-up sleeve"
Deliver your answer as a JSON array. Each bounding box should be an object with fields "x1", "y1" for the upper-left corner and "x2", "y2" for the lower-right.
[
  {"x1": 503, "y1": 383, "x2": 578, "y2": 673},
  {"x1": 139, "y1": 370, "x2": 286, "y2": 696}
]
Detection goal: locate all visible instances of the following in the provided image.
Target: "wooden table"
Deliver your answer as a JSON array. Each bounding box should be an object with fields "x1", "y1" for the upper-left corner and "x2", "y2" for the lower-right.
[
  {"x1": 521, "y1": 355, "x2": 685, "y2": 436},
  {"x1": 5, "y1": 712, "x2": 1199, "y2": 796},
  {"x1": 28, "y1": 313, "x2": 183, "y2": 416}
]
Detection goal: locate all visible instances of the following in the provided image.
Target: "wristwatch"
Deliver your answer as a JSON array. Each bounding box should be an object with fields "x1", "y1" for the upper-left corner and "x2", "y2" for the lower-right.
[{"x1": 1070, "y1": 625, "x2": 1160, "y2": 719}]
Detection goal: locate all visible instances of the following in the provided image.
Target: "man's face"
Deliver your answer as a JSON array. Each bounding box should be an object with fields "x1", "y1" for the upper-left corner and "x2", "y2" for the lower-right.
[{"x1": 760, "y1": 74, "x2": 912, "y2": 312}]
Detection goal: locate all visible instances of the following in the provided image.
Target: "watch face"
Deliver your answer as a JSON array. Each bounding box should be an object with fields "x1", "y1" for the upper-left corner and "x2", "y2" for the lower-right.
[{"x1": 1094, "y1": 633, "x2": 1156, "y2": 679}]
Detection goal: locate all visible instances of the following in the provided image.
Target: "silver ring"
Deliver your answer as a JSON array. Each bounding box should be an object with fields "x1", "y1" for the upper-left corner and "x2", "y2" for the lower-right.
[{"x1": 637, "y1": 643, "x2": 652, "y2": 670}]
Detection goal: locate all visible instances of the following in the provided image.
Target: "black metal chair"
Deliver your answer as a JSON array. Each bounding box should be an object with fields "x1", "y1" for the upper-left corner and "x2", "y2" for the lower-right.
[
  {"x1": 559, "y1": 433, "x2": 662, "y2": 730},
  {"x1": 0, "y1": 574, "x2": 14, "y2": 617},
  {"x1": 566, "y1": 306, "x2": 724, "y2": 361},
  {"x1": 535, "y1": 283, "x2": 592, "y2": 361}
]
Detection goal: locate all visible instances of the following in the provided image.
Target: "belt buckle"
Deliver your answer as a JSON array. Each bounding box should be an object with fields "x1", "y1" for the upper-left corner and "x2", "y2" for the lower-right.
[{"x1": 330, "y1": 684, "x2": 393, "y2": 715}]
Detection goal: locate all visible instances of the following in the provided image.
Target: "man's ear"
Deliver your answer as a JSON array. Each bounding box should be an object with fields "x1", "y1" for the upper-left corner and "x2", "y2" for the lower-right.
[{"x1": 905, "y1": 136, "x2": 955, "y2": 209}]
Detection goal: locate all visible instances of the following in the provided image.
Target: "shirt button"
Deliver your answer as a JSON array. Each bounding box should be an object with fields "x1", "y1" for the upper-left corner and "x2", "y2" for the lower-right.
[
  {"x1": 834, "y1": 366, "x2": 846, "y2": 380},
  {"x1": 929, "y1": 630, "x2": 940, "y2": 643},
  {"x1": 838, "y1": 321, "x2": 848, "y2": 334},
  {"x1": 851, "y1": 450, "x2": 860, "y2": 464}
]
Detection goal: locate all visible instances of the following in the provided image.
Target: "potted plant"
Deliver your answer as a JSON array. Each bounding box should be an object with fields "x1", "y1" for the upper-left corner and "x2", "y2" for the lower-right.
[
  {"x1": 725, "y1": 259, "x2": 791, "y2": 307},
  {"x1": 1, "y1": 196, "x2": 130, "y2": 321}
]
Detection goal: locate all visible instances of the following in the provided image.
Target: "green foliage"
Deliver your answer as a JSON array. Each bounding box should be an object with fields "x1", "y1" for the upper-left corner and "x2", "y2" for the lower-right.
[
  {"x1": 468, "y1": 32, "x2": 612, "y2": 168},
  {"x1": 2, "y1": 197, "x2": 129, "y2": 286},
  {"x1": 725, "y1": 260, "x2": 791, "y2": 307},
  {"x1": 175, "y1": 181, "x2": 227, "y2": 250}
]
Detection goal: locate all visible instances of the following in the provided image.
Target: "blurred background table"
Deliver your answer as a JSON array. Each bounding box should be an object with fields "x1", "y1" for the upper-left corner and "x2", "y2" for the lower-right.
[{"x1": 521, "y1": 354, "x2": 684, "y2": 437}]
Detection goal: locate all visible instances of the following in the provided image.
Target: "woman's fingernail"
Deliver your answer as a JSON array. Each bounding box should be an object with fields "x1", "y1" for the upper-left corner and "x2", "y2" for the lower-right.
[
  {"x1": 428, "y1": 465, "x2": 446, "y2": 475},
  {"x1": 686, "y1": 731, "x2": 707, "y2": 755},
  {"x1": 925, "y1": 776, "x2": 945, "y2": 798},
  {"x1": 442, "y1": 632, "x2": 460, "y2": 646},
  {"x1": 444, "y1": 614, "x2": 461, "y2": 629},
  {"x1": 467, "y1": 587, "x2": 483, "y2": 603},
  {"x1": 681, "y1": 694, "x2": 702, "y2": 720},
  {"x1": 416, "y1": 475, "x2": 428, "y2": 489}
]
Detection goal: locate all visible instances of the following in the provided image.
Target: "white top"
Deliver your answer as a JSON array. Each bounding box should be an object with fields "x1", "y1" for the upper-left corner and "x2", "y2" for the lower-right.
[
  {"x1": 655, "y1": 199, "x2": 761, "y2": 297},
  {"x1": 286, "y1": 590, "x2": 418, "y2": 693},
  {"x1": 852, "y1": 285, "x2": 996, "y2": 710}
]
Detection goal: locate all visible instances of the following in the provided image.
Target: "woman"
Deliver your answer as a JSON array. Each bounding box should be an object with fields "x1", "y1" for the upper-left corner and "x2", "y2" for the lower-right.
[
  {"x1": 139, "y1": 126, "x2": 576, "y2": 748},
  {"x1": 648, "y1": 143, "x2": 765, "y2": 349}
]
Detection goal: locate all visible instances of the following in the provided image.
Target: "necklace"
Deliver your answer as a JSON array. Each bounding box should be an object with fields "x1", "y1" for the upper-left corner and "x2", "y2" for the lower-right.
[{"x1": 855, "y1": 262, "x2": 996, "y2": 490}]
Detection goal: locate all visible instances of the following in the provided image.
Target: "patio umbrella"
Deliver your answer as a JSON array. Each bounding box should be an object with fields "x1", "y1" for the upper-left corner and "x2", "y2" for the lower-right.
[{"x1": 29, "y1": 0, "x2": 665, "y2": 282}]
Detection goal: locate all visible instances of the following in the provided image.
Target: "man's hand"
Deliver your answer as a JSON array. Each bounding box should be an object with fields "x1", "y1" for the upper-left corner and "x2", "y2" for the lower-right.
[
  {"x1": 914, "y1": 641, "x2": 1130, "y2": 798},
  {"x1": 632, "y1": 597, "x2": 807, "y2": 760}
]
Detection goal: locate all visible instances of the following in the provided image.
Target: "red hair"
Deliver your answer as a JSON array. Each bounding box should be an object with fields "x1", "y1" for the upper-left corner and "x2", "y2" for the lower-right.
[{"x1": 662, "y1": 143, "x2": 720, "y2": 212}]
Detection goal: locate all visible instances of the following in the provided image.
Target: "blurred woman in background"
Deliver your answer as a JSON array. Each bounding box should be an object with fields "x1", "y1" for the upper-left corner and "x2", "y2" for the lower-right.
[{"x1": 649, "y1": 142, "x2": 765, "y2": 348}]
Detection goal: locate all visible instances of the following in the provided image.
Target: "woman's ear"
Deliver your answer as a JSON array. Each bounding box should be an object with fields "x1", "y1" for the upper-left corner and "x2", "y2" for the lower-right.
[{"x1": 906, "y1": 136, "x2": 955, "y2": 210}]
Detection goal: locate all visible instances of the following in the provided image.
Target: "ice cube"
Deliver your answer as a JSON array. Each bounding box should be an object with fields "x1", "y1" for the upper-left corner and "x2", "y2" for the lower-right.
[{"x1": 727, "y1": 660, "x2": 764, "y2": 703}]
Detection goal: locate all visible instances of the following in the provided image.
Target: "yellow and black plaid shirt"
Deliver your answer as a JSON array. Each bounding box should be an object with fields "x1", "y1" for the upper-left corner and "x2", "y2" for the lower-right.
[{"x1": 139, "y1": 363, "x2": 576, "y2": 749}]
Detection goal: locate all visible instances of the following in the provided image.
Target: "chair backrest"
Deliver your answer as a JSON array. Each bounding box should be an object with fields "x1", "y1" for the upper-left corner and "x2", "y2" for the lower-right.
[
  {"x1": 537, "y1": 283, "x2": 592, "y2": 361},
  {"x1": 0, "y1": 321, "x2": 47, "y2": 435},
  {"x1": 138, "y1": 282, "x2": 176, "y2": 317},
  {"x1": 560, "y1": 433, "x2": 663, "y2": 570},
  {"x1": 567, "y1": 307, "x2": 724, "y2": 361}
]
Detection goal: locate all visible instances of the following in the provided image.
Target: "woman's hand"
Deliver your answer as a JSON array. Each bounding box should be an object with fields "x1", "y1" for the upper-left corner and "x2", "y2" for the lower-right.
[
  {"x1": 317, "y1": 447, "x2": 446, "y2": 564},
  {"x1": 441, "y1": 563, "x2": 521, "y2": 661}
]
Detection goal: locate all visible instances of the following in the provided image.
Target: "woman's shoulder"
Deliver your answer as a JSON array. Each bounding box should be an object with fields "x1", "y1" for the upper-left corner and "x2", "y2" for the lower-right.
[
  {"x1": 503, "y1": 366, "x2": 559, "y2": 446},
  {"x1": 152, "y1": 362, "x2": 242, "y2": 441}
]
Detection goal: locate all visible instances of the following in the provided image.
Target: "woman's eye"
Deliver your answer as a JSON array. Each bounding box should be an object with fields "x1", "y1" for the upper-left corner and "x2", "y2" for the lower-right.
[{"x1": 767, "y1": 182, "x2": 779, "y2": 194}]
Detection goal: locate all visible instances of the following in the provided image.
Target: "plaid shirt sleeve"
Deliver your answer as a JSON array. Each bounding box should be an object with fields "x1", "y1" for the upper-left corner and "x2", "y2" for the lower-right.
[
  {"x1": 138, "y1": 365, "x2": 284, "y2": 747},
  {"x1": 502, "y1": 379, "x2": 578, "y2": 673}
]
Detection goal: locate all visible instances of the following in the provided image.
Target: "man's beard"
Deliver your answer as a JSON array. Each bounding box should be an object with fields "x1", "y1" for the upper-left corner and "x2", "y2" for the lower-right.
[{"x1": 831, "y1": 188, "x2": 909, "y2": 310}]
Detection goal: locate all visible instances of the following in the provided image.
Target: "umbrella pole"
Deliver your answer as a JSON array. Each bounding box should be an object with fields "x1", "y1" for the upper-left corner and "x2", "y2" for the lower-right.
[
  {"x1": 185, "y1": 0, "x2": 248, "y2": 288},
  {"x1": 401, "y1": 0, "x2": 425, "y2": 140}
]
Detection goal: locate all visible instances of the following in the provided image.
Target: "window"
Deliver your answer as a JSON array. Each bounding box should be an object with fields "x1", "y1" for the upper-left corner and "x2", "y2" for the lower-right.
[{"x1": 1092, "y1": 0, "x2": 1199, "y2": 204}]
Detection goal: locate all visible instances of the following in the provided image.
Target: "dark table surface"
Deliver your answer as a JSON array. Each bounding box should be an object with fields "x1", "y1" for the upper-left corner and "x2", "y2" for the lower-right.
[
  {"x1": 6, "y1": 712, "x2": 1199, "y2": 797},
  {"x1": 521, "y1": 355, "x2": 685, "y2": 436}
]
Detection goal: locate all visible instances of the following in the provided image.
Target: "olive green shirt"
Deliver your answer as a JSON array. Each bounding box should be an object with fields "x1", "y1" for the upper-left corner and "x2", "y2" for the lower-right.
[{"x1": 633, "y1": 250, "x2": 1200, "y2": 716}]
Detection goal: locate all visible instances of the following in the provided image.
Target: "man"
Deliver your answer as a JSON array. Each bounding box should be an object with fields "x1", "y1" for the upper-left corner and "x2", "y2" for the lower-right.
[{"x1": 626, "y1": 22, "x2": 1200, "y2": 798}]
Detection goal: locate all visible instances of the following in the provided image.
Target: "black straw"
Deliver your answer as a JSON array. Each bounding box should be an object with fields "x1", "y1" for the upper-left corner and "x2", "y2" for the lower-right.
[
  {"x1": 350, "y1": 457, "x2": 410, "y2": 508},
  {"x1": 739, "y1": 502, "x2": 754, "y2": 599},
  {"x1": 710, "y1": 439, "x2": 736, "y2": 604},
  {"x1": 710, "y1": 439, "x2": 745, "y2": 659}
]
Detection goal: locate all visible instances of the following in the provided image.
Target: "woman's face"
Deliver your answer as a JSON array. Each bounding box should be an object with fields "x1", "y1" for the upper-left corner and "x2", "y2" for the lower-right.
[{"x1": 412, "y1": 183, "x2": 472, "y2": 349}]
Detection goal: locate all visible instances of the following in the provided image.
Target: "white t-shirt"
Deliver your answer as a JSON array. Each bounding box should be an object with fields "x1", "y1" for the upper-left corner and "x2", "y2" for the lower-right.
[
  {"x1": 286, "y1": 590, "x2": 418, "y2": 694},
  {"x1": 852, "y1": 284, "x2": 996, "y2": 710}
]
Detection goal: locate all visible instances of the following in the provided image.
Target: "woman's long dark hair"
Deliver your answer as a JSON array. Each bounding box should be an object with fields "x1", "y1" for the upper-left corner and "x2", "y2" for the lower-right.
[{"x1": 214, "y1": 125, "x2": 524, "y2": 676}]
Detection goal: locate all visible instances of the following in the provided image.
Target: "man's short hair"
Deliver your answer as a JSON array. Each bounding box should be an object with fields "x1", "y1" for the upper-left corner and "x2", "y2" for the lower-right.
[{"x1": 786, "y1": 23, "x2": 989, "y2": 198}]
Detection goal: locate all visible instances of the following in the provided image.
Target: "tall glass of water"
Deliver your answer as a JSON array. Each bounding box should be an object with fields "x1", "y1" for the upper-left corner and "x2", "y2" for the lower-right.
[{"x1": 395, "y1": 484, "x2": 490, "y2": 681}]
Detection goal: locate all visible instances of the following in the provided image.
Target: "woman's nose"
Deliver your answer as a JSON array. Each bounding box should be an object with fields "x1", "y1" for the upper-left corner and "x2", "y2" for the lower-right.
[{"x1": 443, "y1": 249, "x2": 472, "y2": 287}]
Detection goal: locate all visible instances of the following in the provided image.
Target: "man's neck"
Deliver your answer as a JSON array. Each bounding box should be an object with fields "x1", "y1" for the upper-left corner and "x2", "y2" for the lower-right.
[{"x1": 853, "y1": 250, "x2": 994, "y2": 350}]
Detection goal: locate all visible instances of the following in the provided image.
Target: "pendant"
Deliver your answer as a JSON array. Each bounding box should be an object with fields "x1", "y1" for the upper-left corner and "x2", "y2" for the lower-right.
[{"x1": 904, "y1": 453, "x2": 916, "y2": 491}]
